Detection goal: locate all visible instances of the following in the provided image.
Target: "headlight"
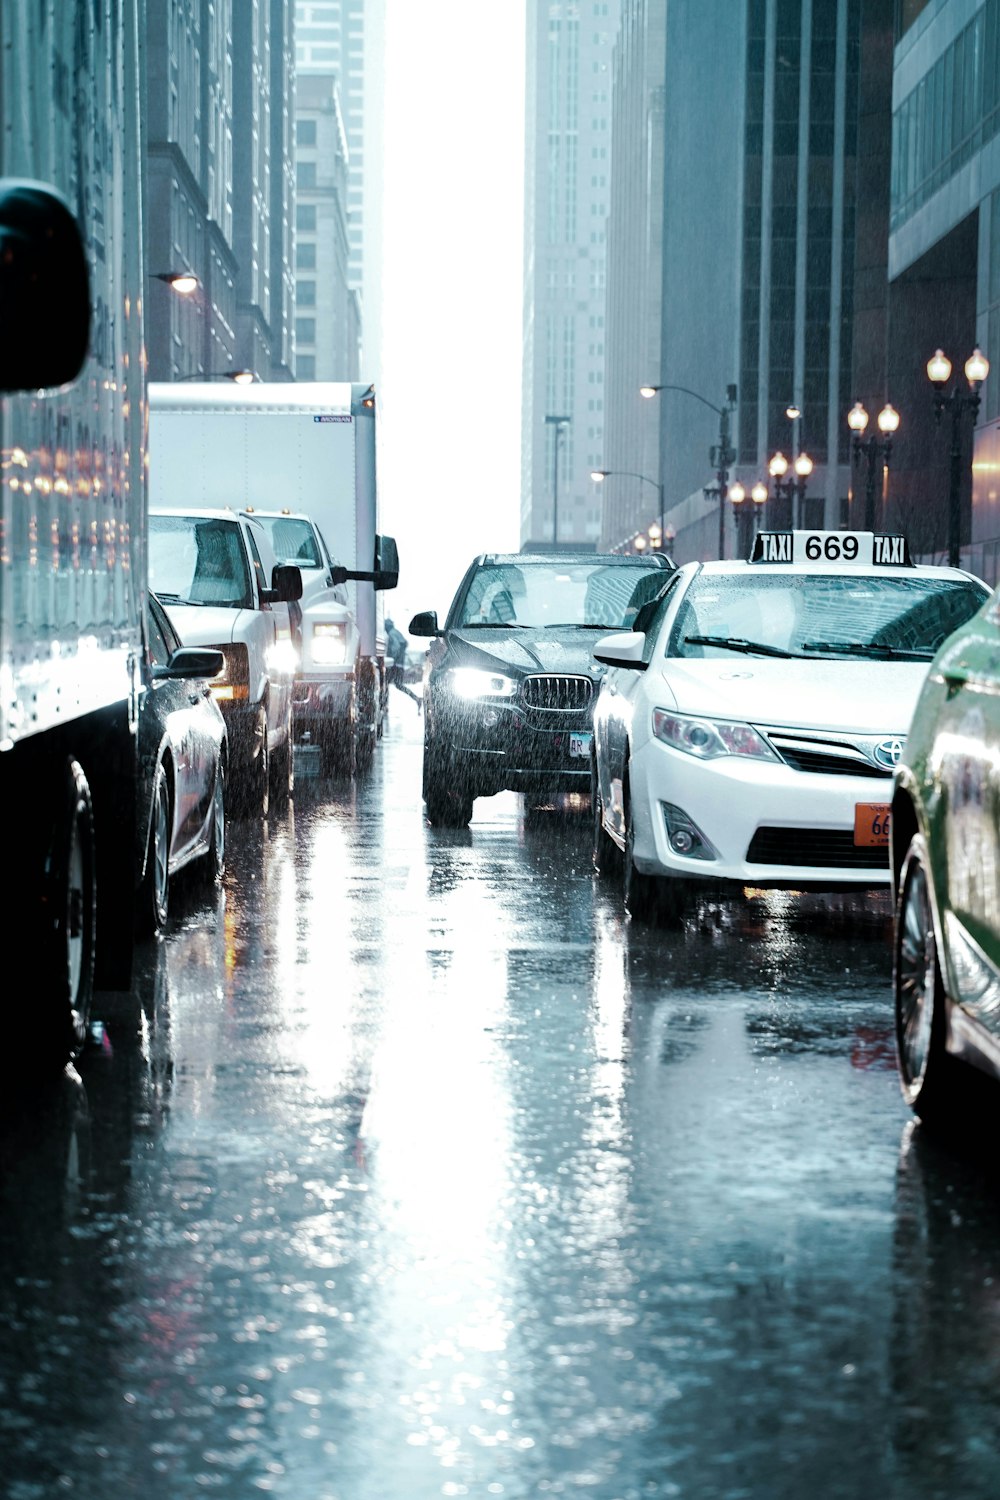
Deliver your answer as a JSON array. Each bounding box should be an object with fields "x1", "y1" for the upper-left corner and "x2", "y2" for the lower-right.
[
  {"x1": 266, "y1": 638, "x2": 299, "y2": 676},
  {"x1": 448, "y1": 667, "x2": 518, "y2": 700},
  {"x1": 210, "y1": 642, "x2": 250, "y2": 701},
  {"x1": 652, "y1": 708, "x2": 778, "y2": 761},
  {"x1": 309, "y1": 622, "x2": 348, "y2": 665}
]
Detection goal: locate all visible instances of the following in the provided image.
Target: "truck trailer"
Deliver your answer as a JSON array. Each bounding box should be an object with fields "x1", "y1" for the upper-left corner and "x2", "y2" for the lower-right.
[
  {"x1": 148, "y1": 382, "x2": 398, "y2": 773},
  {"x1": 0, "y1": 1, "x2": 147, "y2": 1064}
]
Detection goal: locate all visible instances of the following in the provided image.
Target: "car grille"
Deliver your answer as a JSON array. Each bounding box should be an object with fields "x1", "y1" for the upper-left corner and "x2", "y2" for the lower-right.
[
  {"x1": 763, "y1": 730, "x2": 897, "y2": 780},
  {"x1": 746, "y1": 827, "x2": 889, "y2": 870},
  {"x1": 521, "y1": 674, "x2": 593, "y2": 713}
]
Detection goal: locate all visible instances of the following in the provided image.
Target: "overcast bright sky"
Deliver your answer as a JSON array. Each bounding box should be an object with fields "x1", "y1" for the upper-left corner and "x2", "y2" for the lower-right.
[{"x1": 378, "y1": 1, "x2": 526, "y2": 631}]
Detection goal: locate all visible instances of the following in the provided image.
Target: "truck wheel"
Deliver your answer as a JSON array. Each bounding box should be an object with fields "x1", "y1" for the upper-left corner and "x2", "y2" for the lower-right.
[
  {"x1": 40, "y1": 758, "x2": 97, "y2": 1063},
  {"x1": 247, "y1": 706, "x2": 270, "y2": 819},
  {"x1": 323, "y1": 720, "x2": 357, "y2": 778},
  {"x1": 136, "y1": 761, "x2": 171, "y2": 935},
  {"x1": 356, "y1": 663, "x2": 377, "y2": 772},
  {"x1": 269, "y1": 701, "x2": 294, "y2": 808}
]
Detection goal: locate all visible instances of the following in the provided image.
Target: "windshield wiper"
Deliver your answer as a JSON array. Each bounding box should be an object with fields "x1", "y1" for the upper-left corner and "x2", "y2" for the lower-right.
[
  {"x1": 460, "y1": 621, "x2": 530, "y2": 629},
  {"x1": 800, "y1": 640, "x2": 934, "y2": 661},
  {"x1": 683, "y1": 634, "x2": 801, "y2": 660}
]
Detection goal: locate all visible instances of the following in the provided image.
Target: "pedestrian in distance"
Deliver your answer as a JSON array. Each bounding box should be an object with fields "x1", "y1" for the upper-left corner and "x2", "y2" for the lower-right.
[{"x1": 385, "y1": 618, "x2": 421, "y2": 710}]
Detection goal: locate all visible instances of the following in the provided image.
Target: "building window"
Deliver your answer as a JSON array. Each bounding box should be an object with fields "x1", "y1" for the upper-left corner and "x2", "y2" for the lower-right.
[
  {"x1": 297, "y1": 281, "x2": 316, "y2": 307},
  {"x1": 297, "y1": 161, "x2": 317, "y2": 189},
  {"x1": 296, "y1": 119, "x2": 317, "y2": 147},
  {"x1": 297, "y1": 355, "x2": 316, "y2": 380},
  {"x1": 297, "y1": 204, "x2": 317, "y2": 232},
  {"x1": 296, "y1": 317, "x2": 316, "y2": 345},
  {"x1": 297, "y1": 242, "x2": 317, "y2": 270}
]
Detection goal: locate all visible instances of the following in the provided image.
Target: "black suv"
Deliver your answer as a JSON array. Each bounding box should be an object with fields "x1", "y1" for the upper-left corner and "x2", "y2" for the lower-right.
[{"x1": 409, "y1": 551, "x2": 674, "y2": 826}]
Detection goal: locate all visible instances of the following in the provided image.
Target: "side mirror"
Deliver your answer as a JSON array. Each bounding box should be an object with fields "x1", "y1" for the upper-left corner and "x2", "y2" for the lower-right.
[
  {"x1": 153, "y1": 646, "x2": 225, "y2": 681},
  {"x1": 409, "y1": 610, "x2": 441, "y2": 638},
  {"x1": 0, "y1": 180, "x2": 90, "y2": 392},
  {"x1": 268, "y1": 564, "x2": 303, "y2": 603},
  {"x1": 593, "y1": 631, "x2": 648, "y2": 670},
  {"x1": 373, "y1": 534, "x2": 399, "y2": 591}
]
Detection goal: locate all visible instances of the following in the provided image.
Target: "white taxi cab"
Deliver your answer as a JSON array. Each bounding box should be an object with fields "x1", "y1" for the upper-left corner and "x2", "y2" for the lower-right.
[{"x1": 591, "y1": 531, "x2": 990, "y2": 922}]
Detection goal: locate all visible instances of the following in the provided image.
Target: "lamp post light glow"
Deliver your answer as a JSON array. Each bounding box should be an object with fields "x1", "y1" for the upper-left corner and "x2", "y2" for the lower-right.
[
  {"x1": 766, "y1": 449, "x2": 812, "y2": 526},
  {"x1": 927, "y1": 347, "x2": 990, "y2": 566},
  {"x1": 848, "y1": 400, "x2": 899, "y2": 532},
  {"x1": 640, "y1": 381, "x2": 738, "y2": 558},
  {"x1": 154, "y1": 271, "x2": 198, "y2": 296}
]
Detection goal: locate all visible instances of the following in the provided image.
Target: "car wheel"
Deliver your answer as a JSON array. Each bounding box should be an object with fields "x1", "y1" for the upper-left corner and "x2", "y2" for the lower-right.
[
  {"x1": 894, "y1": 833, "x2": 960, "y2": 1126},
  {"x1": 269, "y1": 701, "x2": 294, "y2": 807},
  {"x1": 37, "y1": 758, "x2": 96, "y2": 1065},
  {"x1": 423, "y1": 736, "x2": 474, "y2": 827},
  {"x1": 200, "y1": 758, "x2": 226, "y2": 885},
  {"x1": 591, "y1": 760, "x2": 620, "y2": 878},
  {"x1": 137, "y1": 761, "x2": 171, "y2": 935},
  {"x1": 623, "y1": 777, "x2": 686, "y2": 924}
]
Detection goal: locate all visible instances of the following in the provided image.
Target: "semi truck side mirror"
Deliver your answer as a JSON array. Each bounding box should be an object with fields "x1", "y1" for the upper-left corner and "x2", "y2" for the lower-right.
[
  {"x1": 373, "y1": 534, "x2": 399, "y2": 591},
  {"x1": 0, "y1": 180, "x2": 90, "y2": 392},
  {"x1": 267, "y1": 564, "x2": 303, "y2": 603}
]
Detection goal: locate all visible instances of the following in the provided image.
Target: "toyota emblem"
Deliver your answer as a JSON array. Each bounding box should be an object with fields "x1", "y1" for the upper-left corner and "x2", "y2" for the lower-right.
[{"x1": 873, "y1": 736, "x2": 905, "y2": 770}]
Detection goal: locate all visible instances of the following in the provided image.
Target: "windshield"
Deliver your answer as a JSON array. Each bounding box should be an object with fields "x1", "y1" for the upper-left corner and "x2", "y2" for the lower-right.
[
  {"x1": 667, "y1": 572, "x2": 988, "y2": 661},
  {"x1": 149, "y1": 515, "x2": 253, "y2": 609},
  {"x1": 454, "y1": 561, "x2": 666, "y2": 629},
  {"x1": 250, "y1": 515, "x2": 323, "y2": 569}
]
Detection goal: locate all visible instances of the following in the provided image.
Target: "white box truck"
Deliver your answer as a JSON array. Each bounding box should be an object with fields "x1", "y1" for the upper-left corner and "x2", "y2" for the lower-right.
[
  {"x1": 0, "y1": 1, "x2": 147, "y2": 1065},
  {"x1": 148, "y1": 383, "x2": 399, "y2": 773}
]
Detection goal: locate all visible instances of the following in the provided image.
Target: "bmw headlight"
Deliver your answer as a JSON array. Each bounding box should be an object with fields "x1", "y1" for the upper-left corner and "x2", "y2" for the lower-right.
[
  {"x1": 310, "y1": 622, "x2": 348, "y2": 665},
  {"x1": 652, "y1": 708, "x2": 778, "y2": 761},
  {"x1": 448, "y1": 667, "x2": 518, "y2": 700}
]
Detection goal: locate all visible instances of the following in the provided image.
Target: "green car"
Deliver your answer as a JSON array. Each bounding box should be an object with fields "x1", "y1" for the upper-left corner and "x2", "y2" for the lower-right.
[{"x1": 891, "y1": 583, "x2": 1000, "y2": 1124}]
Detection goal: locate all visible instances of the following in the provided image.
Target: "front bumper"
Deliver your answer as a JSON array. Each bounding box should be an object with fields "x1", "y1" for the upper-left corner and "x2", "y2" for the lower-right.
[
  {"x1": 432, "y1": 696, "x2": 594, "y2": 795},
  {"x1": 293, "y1": 672, "x2": 355, "y2": 735},
  {"x1": 628, "y1": 735, "x2": 895, "y2": 891}
]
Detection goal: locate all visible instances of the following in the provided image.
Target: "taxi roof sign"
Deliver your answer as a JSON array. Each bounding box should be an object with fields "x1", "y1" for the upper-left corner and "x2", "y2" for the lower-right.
[{"x1": 750, "y1": 530, "x2": 913, "y2": 567}]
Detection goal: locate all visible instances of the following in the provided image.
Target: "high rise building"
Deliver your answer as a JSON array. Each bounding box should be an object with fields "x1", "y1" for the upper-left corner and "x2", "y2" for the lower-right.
[
  {"x1": 601, "y1": 0, "x2": 865, "y2": 562},
  {"x1": 294, "y1": 73, "x2": 360, "y2": 378},
  {"x1": 522, "y1": 0, "x2": 622, "y2": 552},
  {"x1": 145, "y1": 0, "x2": 295, "y2": 382},
  {"x1": 295, "y1": 0, "x2": 385, "y2": 378}
]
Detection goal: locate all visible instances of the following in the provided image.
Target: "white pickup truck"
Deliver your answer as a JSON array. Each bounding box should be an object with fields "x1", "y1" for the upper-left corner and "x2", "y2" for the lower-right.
[
  {"x1": 148, "y1": 508, "x2": 303, "y2": 817},
  {"x1": 241, "y1": 508, "x2": 363, "y2": 775}
]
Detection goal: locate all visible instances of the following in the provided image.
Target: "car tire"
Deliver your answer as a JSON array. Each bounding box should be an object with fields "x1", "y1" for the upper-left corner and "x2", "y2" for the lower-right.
[
  {"x1": 37, "y1": 758, "x2": 96, "y2": 1066},
  {"x1": 591, "y1": 760, "x2": 620, "y2": 879},
  {"x1": 423, "y1": 736, "x2": 474, "y2": 827},
  {"x1": 200, "y1": 758, "x2": 226, "y2": 886},
  {"x1": 894, "y1": 833, "x2": 961, "y2": 1126},
  {"x1": 137, "y1": 760, "x2": 171, "y2": 935},
  {"x1": 623, "y1": 777, "x2": 686, "y2": 924}
]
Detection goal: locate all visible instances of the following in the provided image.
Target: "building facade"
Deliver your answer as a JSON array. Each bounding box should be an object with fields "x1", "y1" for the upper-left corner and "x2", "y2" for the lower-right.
[
  {"x1": 294, "y1": 73, "x2": 360, "y2": 379},
  {"x1": 884, "y1": 0, "x2": 1000, "y2": 578},
  {"x1": 145, "y1": 0, "x2": 295, "y2": 382},
  {"x1": 601, "y1": 0, "x2": 865, "y2": 563},
  {"x1": 521, "y1": 0, "x2": 622, "y2": 552}
]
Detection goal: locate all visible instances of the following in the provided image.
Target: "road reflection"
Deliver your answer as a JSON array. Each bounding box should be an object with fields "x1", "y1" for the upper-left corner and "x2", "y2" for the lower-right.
[{"x1": 0, "y1": 718, "x2": 998, "y2": 1498}]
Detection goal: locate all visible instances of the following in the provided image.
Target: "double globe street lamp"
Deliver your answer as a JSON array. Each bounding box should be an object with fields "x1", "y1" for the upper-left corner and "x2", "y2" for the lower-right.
[
  {"x1": 847, "y1": 400, "x2": 901, "y2": 530},
  {"x1": 926, "y1": 347, "x2": 990, "y2": 567}
]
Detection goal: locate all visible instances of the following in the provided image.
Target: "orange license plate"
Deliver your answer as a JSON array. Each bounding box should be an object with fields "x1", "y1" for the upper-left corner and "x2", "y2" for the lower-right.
[{"x1": 854, "y1": 802, "x2": 891, "y2": 847}]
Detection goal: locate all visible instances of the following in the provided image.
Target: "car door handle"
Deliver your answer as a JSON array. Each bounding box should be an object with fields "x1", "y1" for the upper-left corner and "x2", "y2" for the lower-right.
[{"x1": 188, "y1": 692, "x2": 201, "y2": 705}]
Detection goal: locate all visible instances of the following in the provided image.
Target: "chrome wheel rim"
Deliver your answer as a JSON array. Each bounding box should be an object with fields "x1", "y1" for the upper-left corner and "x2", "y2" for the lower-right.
[
  {"x1": 897, "y1": 858, "x2": 935, "y2": 1086},
  {"x1": 213, "y1": 770, "x2": 226, "y2": 869},
  {"x1": 153, "y1": 779, "x2": 170, "y2": 918}
]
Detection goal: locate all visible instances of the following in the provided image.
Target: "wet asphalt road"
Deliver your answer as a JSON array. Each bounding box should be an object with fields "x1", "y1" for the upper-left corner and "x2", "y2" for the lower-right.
[{"x1": 2, "y1": 703, "x2": 1000, "y2": 1500}]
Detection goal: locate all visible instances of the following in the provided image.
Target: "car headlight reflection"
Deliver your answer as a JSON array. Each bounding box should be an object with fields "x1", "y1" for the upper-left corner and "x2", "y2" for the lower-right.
[
  {"x1": 449, "y1": 667, "x2": 517, "y2": 700},
  {"x1": 310, "y1": 623, "x2": 348, "y2": 665},
  {"x1": 652, "y1": 708, "x2": 778, "y2": 762},
  {"x1": 266, "y1": 638, "x2": 299, "y2": 676}
]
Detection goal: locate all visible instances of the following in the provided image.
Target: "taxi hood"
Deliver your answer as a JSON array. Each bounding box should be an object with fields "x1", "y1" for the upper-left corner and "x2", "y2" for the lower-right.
[{"x1": 657, "y1": 656, "x2": 931, "y2": 733}]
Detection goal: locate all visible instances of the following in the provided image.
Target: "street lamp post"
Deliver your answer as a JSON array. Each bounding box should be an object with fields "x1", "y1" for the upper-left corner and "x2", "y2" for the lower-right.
[
  {"x1": 590, "y1": 467, "x2": 664, "y2": 551},
  {"x1": 926, "y1": 348, "x2": 990, "y2": 567},
  {"x1": 641, "y1": 382, "x2": 737, "y2": 560},
  {"x1": 766, "y1": 449, "x2": 814, "y2": 528},
  {"x1": 847, "y1": 401, "x2": 901, "y2": 531},
  {"x1": 545, "y1": 415, "x2": 572, "y2": 548}
]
